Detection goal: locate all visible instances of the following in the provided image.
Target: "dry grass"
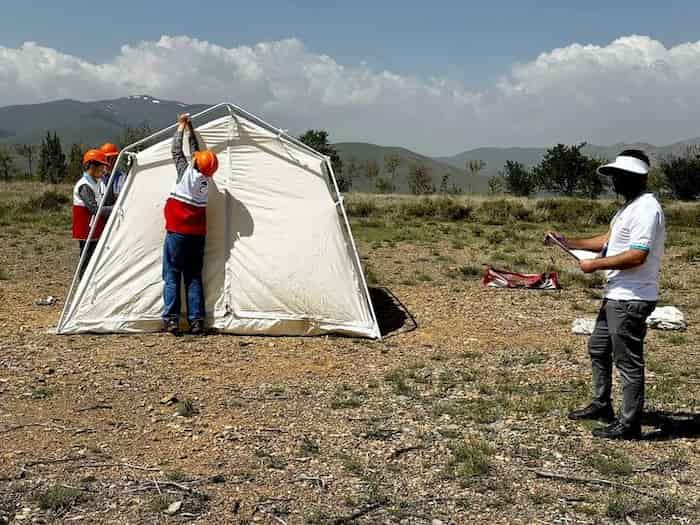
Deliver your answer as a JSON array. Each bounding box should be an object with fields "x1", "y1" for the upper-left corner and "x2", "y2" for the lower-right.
[{"x1": 0, "y1": 184, "x2": 698, "y2": 523}]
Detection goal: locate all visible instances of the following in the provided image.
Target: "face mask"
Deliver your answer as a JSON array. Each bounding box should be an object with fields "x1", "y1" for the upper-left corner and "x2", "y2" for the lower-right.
[{"x1": 613, "y1": 175, "x2": 645, "y2": 200}]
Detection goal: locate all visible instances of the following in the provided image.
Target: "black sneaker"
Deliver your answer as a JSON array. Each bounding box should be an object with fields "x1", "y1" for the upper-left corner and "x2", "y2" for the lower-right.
[
  {"x1": 163, "y1": 319, "x2": 180, "y2": 336},
  {"x1": 568, "y1": 402, "x2": 615, "y2": 423},
  {"x1": 190, "y1": 319, "x2": 204, "y2": 336},
  {"x1": 592, "y1": 420, "x2": 642, "y2": 440}
]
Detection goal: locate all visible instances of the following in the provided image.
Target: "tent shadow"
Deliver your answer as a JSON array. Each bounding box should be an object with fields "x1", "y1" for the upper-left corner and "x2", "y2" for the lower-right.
[
  {"x1": 640, "y1": 410, "x2": 700, "y2": 441},
  {"x1": 369, "y1": 287, "x2": 417, "y2": 338}
]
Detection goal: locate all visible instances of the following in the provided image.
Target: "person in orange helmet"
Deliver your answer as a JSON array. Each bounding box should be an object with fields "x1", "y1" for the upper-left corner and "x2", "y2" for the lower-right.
[
  {"x1": 99, "y1": 142, "x2": 126, "y2": 200},
  {"x1": 162, "y1": 113, "x2": 219, "y2": 335},
  {"x1": 73, "y1": 149, "x2": 114, "y2": 278}
]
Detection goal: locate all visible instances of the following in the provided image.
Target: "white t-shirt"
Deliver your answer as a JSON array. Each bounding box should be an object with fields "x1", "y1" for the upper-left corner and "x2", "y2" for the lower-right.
[{"x1": 605, "y1": 193, "x2": 665, "y2": 301}]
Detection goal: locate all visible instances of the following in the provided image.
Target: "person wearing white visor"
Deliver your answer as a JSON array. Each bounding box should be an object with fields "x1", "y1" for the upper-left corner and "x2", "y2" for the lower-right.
[{"x1": 547, "y1": 150, "x2": 665, "y2": 440}]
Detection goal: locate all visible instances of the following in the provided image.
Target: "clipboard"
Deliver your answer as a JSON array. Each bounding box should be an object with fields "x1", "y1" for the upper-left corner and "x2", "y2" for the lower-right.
[{"x1": 545, "y1": 233, "x2": 599, "y2": 261}]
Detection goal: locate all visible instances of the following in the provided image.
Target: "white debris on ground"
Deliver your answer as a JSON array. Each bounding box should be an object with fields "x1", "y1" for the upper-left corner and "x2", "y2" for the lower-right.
[
  {"x1": 572, "y1": 306, "x2": 687, "y2": 335},
  {"x1": 571, "y1": 318, "x2": 596, "y2": 335},
  {"x1": 35, "y1": 296, "x2": 56, "y2": 306},
  {"x1": 647, "y1": 306, "x2": 687, "y2": 330}
]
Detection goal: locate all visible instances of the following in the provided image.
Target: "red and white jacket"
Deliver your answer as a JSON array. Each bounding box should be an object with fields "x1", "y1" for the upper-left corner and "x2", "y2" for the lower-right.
[
  {"x1": 72, "y1": 174, "x2": 107, "y2": 240},
  {"x1": 164, "y1": 127, "x2": 209, "y2": 236},
  {"x1": 164, "y1": 166, "x2": 209, "y2": 236}
]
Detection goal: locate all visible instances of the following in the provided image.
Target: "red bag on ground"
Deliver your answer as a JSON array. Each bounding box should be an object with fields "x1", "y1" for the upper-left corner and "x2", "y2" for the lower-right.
[{"x1": 482, "y1": 266, "x2": 560, "y2": 290}]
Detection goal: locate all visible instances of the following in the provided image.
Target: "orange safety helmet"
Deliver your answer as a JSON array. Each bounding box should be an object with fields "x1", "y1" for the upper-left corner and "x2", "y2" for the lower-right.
[
  {"x1": 193, "y1": 150, "x2": 219, "y2": 177},
  {"x1": 82, "y1": 149, "x2": 110, "y2": 166},
  {"x1": 99, "y1": 142, "x2": 120, "y2": 158}
]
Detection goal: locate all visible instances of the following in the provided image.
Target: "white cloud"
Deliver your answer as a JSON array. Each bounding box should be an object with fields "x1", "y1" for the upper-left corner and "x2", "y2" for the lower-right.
[{"x1": 2, "y1": 35, "x2": 700, "y2": 155}]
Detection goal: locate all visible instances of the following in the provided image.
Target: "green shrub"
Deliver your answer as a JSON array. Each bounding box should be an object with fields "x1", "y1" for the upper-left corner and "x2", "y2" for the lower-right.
[
  {"x1": 37, "y1": 485, "x2": 87, "y2": 512},
  {"x1": 665, "y1": 205, "x2": 700, "y2": 227},
  {"x1": 175, "y1": 399, "x2": 197, "y2": 417},
  {"x1": 587, "y1": 450, "x2": 633, "y2": 476},
  {"x1": 346, "y1": 198, "x2": 378, "y2": 218},
  {"x1": 535, "y1": 198, "x2": 615, "y2": 226},
  {"x1": 398, "y1": 197, "x2": 472, "y2": 221},
  {"x1": 478, "y1": 199, "x2": 531, "y2": 224},
  {"x1": 22, "y1": 190, "x2": 70, "y2": 212},
  {"x1": 458, "y1": 265, "x2": 483, "y2": 279},
  {"x1": 445, "y1": 438, "x2": 493, "y2": 481}
]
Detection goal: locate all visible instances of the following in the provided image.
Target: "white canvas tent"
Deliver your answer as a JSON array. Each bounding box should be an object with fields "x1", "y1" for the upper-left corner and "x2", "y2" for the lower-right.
[{"x1": 57, "y1": 103, "x2": 380, "y2": 338}]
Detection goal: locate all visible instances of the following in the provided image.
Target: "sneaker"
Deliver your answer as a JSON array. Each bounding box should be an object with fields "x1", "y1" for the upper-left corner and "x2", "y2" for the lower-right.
[
  {"x1": 190, "y1": 319, "x2": 204, "y2": 336},
  {"x1": 568, "y1": 402, "x2": 615, "y2": 423},
  {"x1": 163, "y1": 319, "x2": 180, "y2": 336},
  {"x1": 592, "y1": 420, "x2": 642, "y2": 440}
]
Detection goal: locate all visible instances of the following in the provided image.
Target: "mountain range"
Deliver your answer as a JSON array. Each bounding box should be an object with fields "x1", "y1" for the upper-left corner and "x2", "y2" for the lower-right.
[
  {"x1": 0, "y1": 95, "x2": 208, "y2": 147},
  {"x1": 2, "y1": 96, "x2": 699, "y2": 192}
]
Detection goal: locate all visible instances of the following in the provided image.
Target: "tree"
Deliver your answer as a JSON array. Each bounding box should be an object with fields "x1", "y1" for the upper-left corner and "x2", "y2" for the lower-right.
[
  {"x1": 659, "y1": 148, "x2": 700, "y2": 200},
  {"x1": 534, "y1": 143, "x2": 605, "y2": 198},
  {"x1": 384, "y1": 154, "x2": 401, "y2": 190},
  {"x1": 297, "y1": 129, "x2": 348, "y2": 191},
  {"x1": 375, "y1": 176, "x2": 394, "y2": 193},
  {"x1": 488, "y1": 175, "x2": 504, "y2": 195},
  {"x1": 647, "y1": 166, "x2": 668, "y2": 195},
  {"x1": 343, "y1": 156, "x2": 360, "y2": 190},
  {"x1": 119, "y1": 122, "x2": 153, "y2": 149},
  {"x1": 407, "y1": 162, "x2": 434, "y2": 195},
  {"x1": 0, "y1": 146, "x2": 18, "y2": 180},
  {"x1": 14, "y1": 144, "x2": 37, "y2": 178},
  {"x1": 37, "y1": 131, "x2": 67, "y2": 184},
  {"x1": 501, "y1": 160, "x2": 536, "y2": 197},
  {"x1": 439, "y1": 173, "x2": 456, "y2": 194},
  {"x1": 364, "y1": 159, "x2": 380, "y2": 179},
  {"x1": 68, "y1": 143, "x2": 84, "y2": 182},
  {"x1": 467, "y1": 159, "x2": 486, "y2": 193}
]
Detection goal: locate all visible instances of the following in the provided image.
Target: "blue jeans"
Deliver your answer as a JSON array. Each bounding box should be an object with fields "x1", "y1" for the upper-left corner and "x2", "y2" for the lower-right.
[{"x1": 162, "y1": 232, "x2": 206, "y2": 324}]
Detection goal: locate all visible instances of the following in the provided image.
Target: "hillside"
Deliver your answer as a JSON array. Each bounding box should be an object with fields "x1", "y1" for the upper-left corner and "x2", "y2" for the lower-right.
[
  {"x1": 334, "y1": 142, "x2": 489, "y2": 193},
  {"x1": 2, "y1": 96, "x2": 700, "y2": 193},
  {"x1": 0, "y1": 95, "x2": 209, "y2": 147},
  {"x1": 439, "y1": 140, "x2": 700, "y2": 179}
]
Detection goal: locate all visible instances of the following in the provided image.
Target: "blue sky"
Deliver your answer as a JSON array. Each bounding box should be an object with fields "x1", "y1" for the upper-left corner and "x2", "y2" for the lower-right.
[
  {"x1": 3, "y1": 2, "x2": 700, "y2": 152},
  {"x1": 5, "y1": 1, "x2": 700, "y2": 88}
]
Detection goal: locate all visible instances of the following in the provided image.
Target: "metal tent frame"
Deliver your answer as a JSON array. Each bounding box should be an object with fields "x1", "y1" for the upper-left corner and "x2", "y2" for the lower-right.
[{"x1": 56, "y1": 103, "x2": 380, "y2": 339}]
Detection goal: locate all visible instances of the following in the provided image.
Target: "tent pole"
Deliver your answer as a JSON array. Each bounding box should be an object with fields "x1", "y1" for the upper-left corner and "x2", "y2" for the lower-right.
[{"x1": 324, "y1": 159, "x2": 382, "y2": 340}]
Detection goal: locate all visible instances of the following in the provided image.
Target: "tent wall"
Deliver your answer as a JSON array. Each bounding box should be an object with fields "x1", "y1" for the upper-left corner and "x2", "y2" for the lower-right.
[{"x1": 58, "y1": 112, "x2": 378, "y2": 338}]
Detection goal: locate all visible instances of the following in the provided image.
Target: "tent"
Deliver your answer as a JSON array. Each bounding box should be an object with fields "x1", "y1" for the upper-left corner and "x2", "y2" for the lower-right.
[{"x1": 56, "y1": 103, "x2": 380, "y2": 338}]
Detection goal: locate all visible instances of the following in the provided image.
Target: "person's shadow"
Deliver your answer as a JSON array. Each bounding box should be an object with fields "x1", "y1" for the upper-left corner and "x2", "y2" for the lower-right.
[{"x1": 641, "y1": 410, "x2": 700, "y2": 440}]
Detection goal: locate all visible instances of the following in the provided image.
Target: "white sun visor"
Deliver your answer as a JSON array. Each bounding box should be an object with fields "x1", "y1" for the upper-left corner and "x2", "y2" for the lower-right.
[{"x1": 597, "y1": 155, "x2": 649, "y2": 176}]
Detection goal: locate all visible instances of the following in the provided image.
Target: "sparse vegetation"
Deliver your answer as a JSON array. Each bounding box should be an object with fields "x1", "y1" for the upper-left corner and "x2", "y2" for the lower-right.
[
  {"x1": 3, "y1": 183, "x2": 699, "y2": 523},
  {"x1": 175, "y1": 399, "x2": 197, "y2": 417},
  {"x1": 37, "y1": 485, "x2": 88, "y2": 512},
  {"x1": 445, "y1": 438, "x2": 493, "y2": 482}
]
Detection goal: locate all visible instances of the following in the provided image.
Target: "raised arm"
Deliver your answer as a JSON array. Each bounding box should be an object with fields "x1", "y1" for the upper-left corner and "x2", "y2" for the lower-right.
[
  {"x1": 187, "y1": 120, "x2": 200, "y2": 154},
  {"x1": 171, "y1": 125, "x2": 189, "y2": 182}
]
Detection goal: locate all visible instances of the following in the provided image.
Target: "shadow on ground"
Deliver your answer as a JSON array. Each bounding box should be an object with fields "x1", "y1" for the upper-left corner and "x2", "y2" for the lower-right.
[
  {"x1": 369, "y1": 287, "x2": 417, "y2": 338},
  {"x1": 642, "y1": 410, "x2": 700, "y2": 440}
]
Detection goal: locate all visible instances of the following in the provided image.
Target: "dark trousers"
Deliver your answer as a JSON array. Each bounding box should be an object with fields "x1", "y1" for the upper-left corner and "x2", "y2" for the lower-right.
[
  {"x1": 78, "y1": 240, "x2": 98, "y2": 279},
  {"x1": 162, "y1": 231, "x2": 206, "y2": 324},
  {"x1": 588, "y1": 299, "x2": 656, "y2": 427}
]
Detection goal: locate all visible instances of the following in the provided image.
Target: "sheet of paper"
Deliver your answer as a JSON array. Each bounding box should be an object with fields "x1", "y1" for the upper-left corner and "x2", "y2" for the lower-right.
[
  {"x1": 545, "y1": 233, "x2": 599, "y2": 261},
  {"x1": 570, "y1": 249, "x2": 599, "y2": 261}
]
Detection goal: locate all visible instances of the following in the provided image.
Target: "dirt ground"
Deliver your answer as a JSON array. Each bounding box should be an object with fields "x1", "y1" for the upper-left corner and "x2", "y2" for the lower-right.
[{"x1": 1, "y1": 191, "x2": 699, "y2": 524}]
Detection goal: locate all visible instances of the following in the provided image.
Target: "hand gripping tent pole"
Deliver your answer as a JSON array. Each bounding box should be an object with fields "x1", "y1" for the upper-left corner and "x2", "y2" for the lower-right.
[{"x1": 56, "y1": 103, "x2": 380, "y2": 338}]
